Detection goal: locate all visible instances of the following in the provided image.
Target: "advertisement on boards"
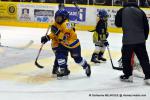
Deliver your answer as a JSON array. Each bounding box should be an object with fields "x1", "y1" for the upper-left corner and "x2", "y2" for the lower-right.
[
  {"x1": 65, "y1": 7, "x2": 86, "y2": 22},
  {"x1": 19, "y1": 8, "x2": 31, "y2": 21},
  {"x1": 34, "y1": 9, "x2": 54, "y2": 23},
  {"x1": 18, "y1": 4, "x2": 56, "y2": 23},
  {"x1": 0, "y1": 2, "x2": 17, "y2": 21}
]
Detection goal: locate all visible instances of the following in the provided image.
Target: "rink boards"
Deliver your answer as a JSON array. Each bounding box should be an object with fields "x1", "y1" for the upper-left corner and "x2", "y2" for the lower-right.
[{"x1": 1, "y1": 2, "x2": 150, "y2": 33}]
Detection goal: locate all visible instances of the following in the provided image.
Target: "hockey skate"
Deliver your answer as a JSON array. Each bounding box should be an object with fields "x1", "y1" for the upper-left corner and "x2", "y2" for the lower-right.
[
  {"x1": 91, "y1": 53, "x2": 100, "y2": 63},
  {"x1": 120, "y1": 75, "x2": 133, "y2": 82},
  {"x1": 85, "y1": 64, "x2": 91, "y2": 77},
  {"x1": 98, "y1": 52, "x2": 107, "y2": 62},
  {"x1": 57, "y1": 68, "x2": 70, "y2": 79},
  {"x1": 98, "y1": 57, "x2": 107, "y2": 62}
]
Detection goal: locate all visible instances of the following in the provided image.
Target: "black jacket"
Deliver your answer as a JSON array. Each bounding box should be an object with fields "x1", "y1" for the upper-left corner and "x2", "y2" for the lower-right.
[{"x1": 115, "y1": 3, "x2": 149, "y2": 44}]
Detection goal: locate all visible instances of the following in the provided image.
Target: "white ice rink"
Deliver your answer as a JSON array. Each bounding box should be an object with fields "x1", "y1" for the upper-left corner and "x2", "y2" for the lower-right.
[{"x1": 0, "y1": 26, "x2": 150, "y2": 100}]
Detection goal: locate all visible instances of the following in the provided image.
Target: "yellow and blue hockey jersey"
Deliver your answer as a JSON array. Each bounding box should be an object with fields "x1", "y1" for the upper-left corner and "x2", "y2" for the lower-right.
[{"x1": 49, "y1": 20, "x2": 80, "y2": 49}]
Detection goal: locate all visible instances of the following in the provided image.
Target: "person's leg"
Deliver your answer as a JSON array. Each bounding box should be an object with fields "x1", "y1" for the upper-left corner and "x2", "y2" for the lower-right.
[
  {"x1": 122, "y1": 44, "x2": 134, "y2": 76},
  {"x1": 134, "y1": 43, "x2": 150, "y2": 79},
  {"x1": 118, "y1": 50, "x2": 134, "y2": 69},
  {"x1": 52, "y1": 55, "x2": 69, "y2": 75},
  {"x1": 98, "y1": 43, "x2": 107, "y2": 62},
  {"x1": 52, "y1": 48, "x2": 59, "y2": 75},
  {"x1": 52, "y1": 58, "x2": 59, "y2": 74},
  {"x1": 70, "y1": 45, "x2": 91, "y2": 77},
  {"x1": 91, "y1": 32, "x2": 101, "y2": 63},
  {"x1": 56, "y1": 45, "x2": 70, "y2": 77},
  {"x1": 120, "y1": 44, "x2": 134, "y2": 82},
  {"x1": 91, "y1": 44, "x2": 101, "y2": 63}
]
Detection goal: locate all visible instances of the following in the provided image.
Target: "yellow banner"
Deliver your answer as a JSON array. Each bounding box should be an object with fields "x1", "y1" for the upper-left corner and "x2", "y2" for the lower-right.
[{"x1": 0, "y1": 2, "x2": 17, "y2": 21}]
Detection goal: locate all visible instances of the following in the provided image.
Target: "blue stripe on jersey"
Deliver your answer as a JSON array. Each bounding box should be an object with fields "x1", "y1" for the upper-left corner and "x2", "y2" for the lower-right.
[{"x1": 69, "y1": 39, "x2": 79, "y2": 47}]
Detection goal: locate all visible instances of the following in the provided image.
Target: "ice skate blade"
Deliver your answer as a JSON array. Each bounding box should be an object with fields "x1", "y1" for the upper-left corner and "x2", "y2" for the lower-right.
[
  {"x1": 98, "y1": 60, "x2": 107, "y2": 63},
  {"x1": 120, "y1": 75, "x2": 133, "y2": 83},
  {"x1": 91, "y1": 60, "x2": 100, "y2": 64},
  {"x1": 120, "y1": 79, "x2": 133, "y2": 83}
]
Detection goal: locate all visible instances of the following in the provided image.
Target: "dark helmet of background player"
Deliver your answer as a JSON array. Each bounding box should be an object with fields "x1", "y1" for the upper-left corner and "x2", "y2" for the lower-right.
[
  {"x1": 97, "y1": 9, "x2": 108, "y2": 21},
  {"x1": 55, "y1": 9, "x2": 69, "y2": 24}
]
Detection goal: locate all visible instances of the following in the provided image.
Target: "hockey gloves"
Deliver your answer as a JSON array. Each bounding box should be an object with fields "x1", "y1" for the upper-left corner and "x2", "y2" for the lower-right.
[
  {"x1": 41, "y1": 35, "x2": 50, "y2": 44},
  {"x1": 103, "y1": 40, "x2": 109, "y2": 46}
]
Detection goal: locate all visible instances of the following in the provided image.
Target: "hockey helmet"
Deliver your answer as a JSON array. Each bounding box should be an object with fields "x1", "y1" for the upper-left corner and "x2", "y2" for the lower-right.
[
  {"x1": 55, "y1": 9, "x2": 69, "y2": 24},
  {"x1": 97, "y1": 9, "x2": 108, "y2": 19}
]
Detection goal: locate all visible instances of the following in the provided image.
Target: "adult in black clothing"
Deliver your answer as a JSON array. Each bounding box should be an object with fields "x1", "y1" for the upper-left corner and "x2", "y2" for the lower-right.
[{"x1": 115, "y1": 2, "x2": 150, "y2": 85}]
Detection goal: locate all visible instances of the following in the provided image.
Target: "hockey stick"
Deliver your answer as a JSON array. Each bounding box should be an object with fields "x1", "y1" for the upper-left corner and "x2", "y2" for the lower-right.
[
  {"x1": 72, "y1": 1, "x2": 80, "y2": 22},
  {"x1": 35, "y1": 25, "x2": 51, "y2": 68},
  {"x1": 106, "y1": 46, "x2": 123, "y2": 70},
  {"x1": 88, "y1": 29, "x2": 96, "y2": 32},
  {"x1": 0, "y1": 40, "x2": 34, "y2": 50}
]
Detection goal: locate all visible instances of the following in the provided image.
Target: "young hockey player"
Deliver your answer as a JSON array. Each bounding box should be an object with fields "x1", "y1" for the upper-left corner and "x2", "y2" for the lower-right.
[
  {"x1": 41, "y1": 9, "x2": 91, "y2": 78},
  {"x1": 43, "y1": 3, "x2": 75, "y2": 76},
  {"x1": 41, "y1": 8, "x2": 70, "y2": 76},
  {"x1": 91, "y1": 9, "x2": 109, "y2": 63}
]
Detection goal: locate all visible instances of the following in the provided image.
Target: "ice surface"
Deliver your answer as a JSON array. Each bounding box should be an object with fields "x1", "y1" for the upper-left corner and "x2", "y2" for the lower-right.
[{"x1": 0, "y1": 26, "x2": 150, "y2": 100}]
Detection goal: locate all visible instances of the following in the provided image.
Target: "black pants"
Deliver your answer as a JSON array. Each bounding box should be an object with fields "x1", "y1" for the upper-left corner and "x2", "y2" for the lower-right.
[{"x1": 122, "y1": 42, "x2": 150, "y2": 79}]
